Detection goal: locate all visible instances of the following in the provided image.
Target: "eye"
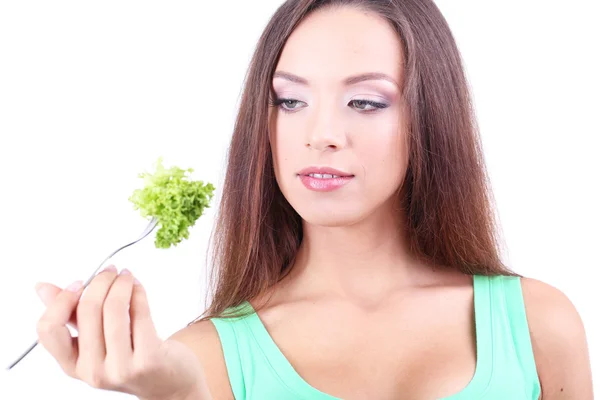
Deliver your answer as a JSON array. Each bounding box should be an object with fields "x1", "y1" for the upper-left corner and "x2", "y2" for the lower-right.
[
  {"x1": 268, "y1": 97, "x2": 389, "y2": 114},
  {"x1": 349, "y1": 99, "x2": 389, "y2": 112},
  {"x1": 269, "y1": 97, "x2": 306, "y2": 113}
]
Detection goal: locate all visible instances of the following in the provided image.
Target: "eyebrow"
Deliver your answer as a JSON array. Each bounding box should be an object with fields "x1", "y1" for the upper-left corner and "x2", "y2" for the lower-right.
[{"x1": 273, "y1": 71, "x2": 399, "y2": 88}]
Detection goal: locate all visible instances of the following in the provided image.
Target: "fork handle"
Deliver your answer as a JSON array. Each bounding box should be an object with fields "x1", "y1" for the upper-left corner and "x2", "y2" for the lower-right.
[
  {"x1": 6, "y1": 340, "x2": 38, "y2": 370},
  {"x1": 6, "y1": 257, "x2": 112, "y2": 370},
  {"x1": 5, "y1": 217, "x2": 158, "y2": 370},
  {"x1": 6, "y1": 252, "x2": 126, "y2": 370}
]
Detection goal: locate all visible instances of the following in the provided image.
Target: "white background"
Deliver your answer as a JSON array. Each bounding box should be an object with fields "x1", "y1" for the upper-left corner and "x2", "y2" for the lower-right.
[{"x1": 0, "y1": 1, "x2": 598, "y2": 398}]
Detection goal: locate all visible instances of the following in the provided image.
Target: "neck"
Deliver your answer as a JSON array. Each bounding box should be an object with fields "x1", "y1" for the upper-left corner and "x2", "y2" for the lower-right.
[{"x1": 287, "y1": 205, "x2": 426, "y2": 303}]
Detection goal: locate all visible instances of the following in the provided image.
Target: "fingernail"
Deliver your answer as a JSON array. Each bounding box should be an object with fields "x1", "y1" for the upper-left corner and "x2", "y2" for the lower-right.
[
  {"x1": 66, "y1": 281, "x2": 83, "y2": 292},
  {"x1": 34, "y1": 282, "x2": 44, "y2": 298},
  {"x1": 102, "y1": 265, "x2": 117, "y2": 273},
  {"x1": 120, "y1": 268, "x2": 131, "y2": 276},
  {"x1": 133, "y1": 277, "x2": 141, "y2": 286}
]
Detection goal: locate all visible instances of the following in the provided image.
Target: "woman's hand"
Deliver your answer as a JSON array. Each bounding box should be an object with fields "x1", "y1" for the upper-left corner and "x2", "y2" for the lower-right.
[{"x1": 35, "y1": 265, "x2": 211, "y2": 400}]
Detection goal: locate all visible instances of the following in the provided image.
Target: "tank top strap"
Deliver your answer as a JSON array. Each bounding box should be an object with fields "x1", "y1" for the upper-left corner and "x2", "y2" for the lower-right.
[
  {"x1": 484, "y1": 274, "x2": 541, "y2": 397},
  {"x1": 210, "y1": 302, "x2": 256, "y2": 400},
  {"x1": 495, "y1": 275, "x2": 540, "y2": 389}
]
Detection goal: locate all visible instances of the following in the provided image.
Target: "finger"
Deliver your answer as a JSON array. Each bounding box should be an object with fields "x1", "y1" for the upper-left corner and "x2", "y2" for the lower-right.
[
  {"x1": 130, "y1": 278, "x2": 160, "y2": 353},
  {"x1": 103, "y1": 268, "x2": 135, "y2": 365},
  {"x1": 36, "y1": 282, "x2": 78, "y2": 328},
  {"x1": 77, "y1": 265, "x2": 118, "y2": 366},
  {"x1": 35, "y1": 282, "x2": 61, "y2": 305},
  {"x1": 36, "y1": 280, "x2": 84, "y2": 376}
]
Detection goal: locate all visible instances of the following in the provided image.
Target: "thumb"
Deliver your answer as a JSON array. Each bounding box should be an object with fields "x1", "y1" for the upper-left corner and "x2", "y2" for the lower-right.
[
  {"x1": 35, "y1": 282, "x2": 79, "y2": 329},
  {"x1": 35, "y1": 282, "x2": 62, "y2": 306}
]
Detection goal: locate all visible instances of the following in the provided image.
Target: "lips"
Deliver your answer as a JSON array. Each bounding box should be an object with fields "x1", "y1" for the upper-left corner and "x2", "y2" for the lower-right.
[
  {"x1": 297, "y1": 166, "x2": 354, "y2": 192},
  {"x1": 297, "y1": 166, "x2": 354, "y2": 177}
]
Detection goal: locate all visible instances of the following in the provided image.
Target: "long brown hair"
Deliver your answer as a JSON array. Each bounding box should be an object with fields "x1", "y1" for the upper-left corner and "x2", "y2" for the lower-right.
[{"x1": 196, "y1": 0, "x2": 513, "y2": 322}]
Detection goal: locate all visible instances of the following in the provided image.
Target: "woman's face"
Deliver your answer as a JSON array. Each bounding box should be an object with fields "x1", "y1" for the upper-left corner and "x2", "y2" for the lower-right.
[{"x1": 269, "y1": 6, "x2": 409, "y2": 227}]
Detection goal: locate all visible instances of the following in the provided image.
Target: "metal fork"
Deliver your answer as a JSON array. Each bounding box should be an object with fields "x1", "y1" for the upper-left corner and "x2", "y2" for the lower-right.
[{"x1": 6, "y1": 217, "x2": 159, "y2": 370}]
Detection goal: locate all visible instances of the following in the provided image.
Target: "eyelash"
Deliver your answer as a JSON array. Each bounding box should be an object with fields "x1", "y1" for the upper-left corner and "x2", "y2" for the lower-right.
[{"x1": 268, "y1": 97, "x2": 389, "y2": 114}]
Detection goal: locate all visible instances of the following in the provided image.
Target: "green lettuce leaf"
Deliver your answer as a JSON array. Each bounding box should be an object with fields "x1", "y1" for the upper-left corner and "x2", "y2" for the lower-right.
[{"x1": 128, "y1": 157, "x2": 215, "y2": 249}]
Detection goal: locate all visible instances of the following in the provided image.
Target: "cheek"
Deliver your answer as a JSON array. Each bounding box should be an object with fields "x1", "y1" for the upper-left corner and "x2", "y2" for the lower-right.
[
  {"x1": 355, "y1": 121, "x2": 408, "y2": 190},
  {"x1": 272, "y1": 119, "x2": 303, "y2": 175}
]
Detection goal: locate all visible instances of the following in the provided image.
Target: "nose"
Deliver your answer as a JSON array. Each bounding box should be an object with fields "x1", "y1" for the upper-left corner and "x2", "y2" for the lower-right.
[{"x1": 305, "y1": 103, "x2": 347, "y2": 151}]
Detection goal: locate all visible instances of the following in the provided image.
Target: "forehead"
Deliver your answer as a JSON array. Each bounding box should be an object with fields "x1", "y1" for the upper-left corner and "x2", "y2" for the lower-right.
[{"x1": 275, "y1": 6, "x2": 404, "y2": 85}]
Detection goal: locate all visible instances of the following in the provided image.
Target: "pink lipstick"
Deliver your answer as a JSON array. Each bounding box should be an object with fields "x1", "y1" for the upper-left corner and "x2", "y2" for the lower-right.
[{"x1": 297, "y1": 166, "x2": 354, "y2": 192}]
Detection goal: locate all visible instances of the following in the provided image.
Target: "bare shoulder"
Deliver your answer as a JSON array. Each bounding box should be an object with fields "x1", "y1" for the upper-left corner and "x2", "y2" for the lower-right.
[
  {"x1": 167, "y1": 320, "x2": 234, "y2": 400},
  {"x1": 520, "y1": 277, "x2": 593, "y2": 399}
]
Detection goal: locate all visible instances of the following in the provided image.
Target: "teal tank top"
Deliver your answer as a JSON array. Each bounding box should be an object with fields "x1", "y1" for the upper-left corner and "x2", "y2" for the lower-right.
[{"x1": 210, "y1": 275, "x2": 541, "y2": 399}]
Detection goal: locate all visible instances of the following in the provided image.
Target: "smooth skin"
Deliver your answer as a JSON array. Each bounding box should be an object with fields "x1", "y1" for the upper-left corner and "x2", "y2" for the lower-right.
[
  {"x1": 36, "y1": 272, "x2": 593, "y2": 399},
  {"x1": 35, "y1": 265, "x2": 211, "y2": 400},
  {"x1": 35, "y1": 5, "x2": 593, "y2": 400}
]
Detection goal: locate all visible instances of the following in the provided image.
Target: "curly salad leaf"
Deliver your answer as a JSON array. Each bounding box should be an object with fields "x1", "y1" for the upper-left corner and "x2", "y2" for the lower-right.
[{"x1": 129, "y1": 157, "x2": 215, "y2": 249}]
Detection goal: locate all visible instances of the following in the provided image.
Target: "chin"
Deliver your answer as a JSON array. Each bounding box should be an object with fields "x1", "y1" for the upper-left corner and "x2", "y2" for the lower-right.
[{"x1": 295, "y1": 205, "x2": 367, "y2": 227}]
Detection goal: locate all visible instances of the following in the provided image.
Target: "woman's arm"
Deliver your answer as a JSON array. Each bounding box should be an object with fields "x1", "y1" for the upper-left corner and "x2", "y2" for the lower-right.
[
  {"x1": 522, "y1": 277, "x2": 594, "y2": 399},
  {"x1": 167, "y1": 320, "x2": 235, "y2": 400}
]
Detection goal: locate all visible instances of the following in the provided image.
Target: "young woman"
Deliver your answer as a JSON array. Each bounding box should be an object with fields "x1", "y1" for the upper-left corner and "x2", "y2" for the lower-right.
[{"x1": 34, "y1": 0, "x2": 593, "y2": 399}]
